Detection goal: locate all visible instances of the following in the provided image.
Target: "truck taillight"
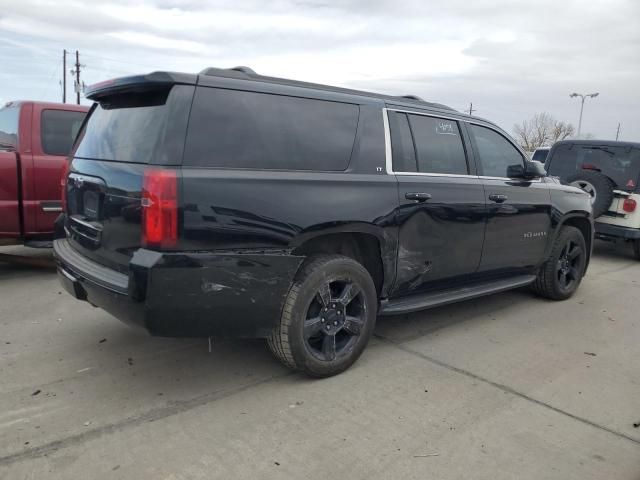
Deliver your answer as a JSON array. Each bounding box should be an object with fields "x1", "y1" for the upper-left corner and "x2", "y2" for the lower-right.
[
  {"x1": 61, "y1": 160, "x2": 69, "y2": 212},
  {"x1": 623, "y1": 198, "x2": 637, "y2": 213},
  {"x1": 141, "y1": 169, "x2": 178, "y2": 248}
]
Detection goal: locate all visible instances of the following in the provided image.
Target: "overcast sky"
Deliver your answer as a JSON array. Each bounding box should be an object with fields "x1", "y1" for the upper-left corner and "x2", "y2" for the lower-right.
[{"x1": 1, "y1": 0, "x2": 638, "y2": 140}]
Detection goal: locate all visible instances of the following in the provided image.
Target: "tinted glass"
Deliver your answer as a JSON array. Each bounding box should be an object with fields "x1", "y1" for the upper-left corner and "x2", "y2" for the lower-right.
[
  {"x1": 547, "y1": 144, "x2": 640, "y2": 191},
  {"x1": 41, "y1": 110, "x2": 86, "y2": 156},
  {"x1": 389, "y1": 112, "x2": 417, "y2": 172},
  {"x1": 408, "y1": 115, "x2": 468, "y2": 175},
  {"x1": 74, "y1": 85, "x2": 192, "y2": 164},
  {"x1": 531, "y1": 149, "x2": 549, "y2": 161},
  {"x1": 184, "y1": 88, "x2": 359, "y2": 171},
  {"x1": 0, "y1": 106, "x2": 19, "y2": 147},
  {"x1": 470, "y1": 125, "x2": 523, "y2": 177}
]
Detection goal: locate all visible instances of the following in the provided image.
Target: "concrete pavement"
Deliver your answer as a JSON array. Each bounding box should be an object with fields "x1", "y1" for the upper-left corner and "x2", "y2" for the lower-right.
[{"x1": 0, "y1": 241, "x2": 638, "y2": 479}]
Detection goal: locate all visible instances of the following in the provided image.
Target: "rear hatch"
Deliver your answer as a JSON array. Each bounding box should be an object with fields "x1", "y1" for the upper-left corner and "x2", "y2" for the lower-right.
[{"x1": 64, "y1": 75, "x2": 194, "y2": 272}]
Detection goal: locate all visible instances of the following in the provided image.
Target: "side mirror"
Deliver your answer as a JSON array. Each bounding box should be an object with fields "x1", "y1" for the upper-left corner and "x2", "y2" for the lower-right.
[{"x1": 507, "y1": 161, "x2": 546, "y2": 179}]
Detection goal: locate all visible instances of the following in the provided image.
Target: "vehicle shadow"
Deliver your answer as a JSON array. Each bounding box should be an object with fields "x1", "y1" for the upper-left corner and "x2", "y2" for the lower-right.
[{"x1": 591, "y1": 239, "x2": 637, "y2": 262}]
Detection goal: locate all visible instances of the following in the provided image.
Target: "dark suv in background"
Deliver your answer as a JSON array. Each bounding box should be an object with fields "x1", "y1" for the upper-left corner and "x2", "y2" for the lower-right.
[{"x1": 55, "y1": 67, "x2": 593, "y2": 377}]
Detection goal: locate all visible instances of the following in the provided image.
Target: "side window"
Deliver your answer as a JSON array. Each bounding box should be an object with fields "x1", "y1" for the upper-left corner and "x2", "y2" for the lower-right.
[
  {"x1": 184, "y1": 88, "x2": 359, "y2": 171},
  {"x1": 41, "y1": 110, "x2": 86, "y2": 156},
  {"x1": 470, "y1": 125, "x2": 524, "y2": 178},
  {"x1": 0, "y1": 106, "x2": 19, "y2": 147},
  {"x1": 407, "y1": 114, "x2": 468, "y2": 175},
  {"x1": 388, "y1": 112, "x2": 417, "y2": 172}
]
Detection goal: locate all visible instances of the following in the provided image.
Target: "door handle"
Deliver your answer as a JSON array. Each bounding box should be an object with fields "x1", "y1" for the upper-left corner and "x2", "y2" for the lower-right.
[
  {"x1": 405, "y1": 192, "x2": 432, "y2": 202},
  {"x1": 489, "y1": 194, "x2": 508, "y2": 203}
]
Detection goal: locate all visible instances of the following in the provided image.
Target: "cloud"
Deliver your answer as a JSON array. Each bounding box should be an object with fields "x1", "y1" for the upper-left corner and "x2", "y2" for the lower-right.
[{"x1": 0, "y1": 0, "x2": 638, "y2": 139}]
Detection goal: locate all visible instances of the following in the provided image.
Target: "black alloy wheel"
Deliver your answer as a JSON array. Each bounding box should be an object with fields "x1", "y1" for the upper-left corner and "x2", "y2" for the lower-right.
[
  {"x1": 556, "y1": 237, "x2": 584, "y2": 293},
  {"x1": 303, "y1": 279, "x2": 366, "y2": 362}
]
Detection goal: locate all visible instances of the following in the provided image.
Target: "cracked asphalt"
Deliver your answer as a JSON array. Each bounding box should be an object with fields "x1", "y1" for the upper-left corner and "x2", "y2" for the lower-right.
[{"x1": 1, "y1": 241, "x2": 639, "y2": 479}]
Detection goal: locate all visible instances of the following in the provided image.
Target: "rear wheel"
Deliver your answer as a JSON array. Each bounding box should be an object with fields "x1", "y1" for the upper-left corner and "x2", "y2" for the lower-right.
[
  {"x1": 532, "y1": 226, "x2": 587, "y2": 300},
  {"x1": 632, "y1": 240, "x2": 640, "y2": 261},
  {"x1": 267, "y1": 254, "x2": 377, "y2": 377}
]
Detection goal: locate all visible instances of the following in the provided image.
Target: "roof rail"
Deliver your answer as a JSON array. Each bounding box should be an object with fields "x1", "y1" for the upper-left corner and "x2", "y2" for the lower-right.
[
  {"x1": 230, "y1": 66, "x2": 257, "y2": 75},
  {"x1": 399, "y1": 95, "x2": 425, "y2": 101}
]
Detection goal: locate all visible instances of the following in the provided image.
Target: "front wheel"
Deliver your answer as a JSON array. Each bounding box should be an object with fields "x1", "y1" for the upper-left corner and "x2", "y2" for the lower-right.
[
  {"x1": 267, "y1": 254, "x2": 377, "y2": 377},
  {"x1": 532, "y1": 226, "x2": 587, "y2": 300}
]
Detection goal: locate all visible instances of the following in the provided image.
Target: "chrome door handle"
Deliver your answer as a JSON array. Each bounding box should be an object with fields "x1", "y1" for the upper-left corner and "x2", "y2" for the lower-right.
[
  {"x1": 489, "y1": 194, "x2": 508, "y2": 203},
  {"x1": 405, "y1": 192, "x2": 432, "y2": 202}
]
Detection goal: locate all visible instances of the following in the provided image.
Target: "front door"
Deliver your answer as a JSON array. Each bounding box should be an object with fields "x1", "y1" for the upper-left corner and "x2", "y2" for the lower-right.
[
  {"x1": 468, "y1": 124, "x2": 552, "y2": 272},
  {"x1": 388, "y1": 110, "x2": 486, "y2": 296}
]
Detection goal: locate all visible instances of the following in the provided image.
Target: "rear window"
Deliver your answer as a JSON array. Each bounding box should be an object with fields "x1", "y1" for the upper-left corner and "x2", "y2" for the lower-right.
[
  {"x1": 0, "y1": 106, "x2": 19, "y2": 147},
  {"x1": 547, "y1": 144, "x2": 640, "y2": 191},
  {"x1": 41, "y1": 109, "x2": 86, "y2": 156},
  {"x1": 184, "y1": 87, "x2": 359, "y2": 171},
  {"x1": 73, "y1": 85, "x2": 193, "y2": 164}
]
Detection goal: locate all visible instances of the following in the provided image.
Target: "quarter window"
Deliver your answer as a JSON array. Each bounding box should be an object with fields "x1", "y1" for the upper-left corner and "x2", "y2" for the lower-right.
[
  {"x1": 470, "y1": 125, "x2": 524, "y2": 178},
  {"x1": 184, "y1": 88, "x2": 359, "y2": 171}
]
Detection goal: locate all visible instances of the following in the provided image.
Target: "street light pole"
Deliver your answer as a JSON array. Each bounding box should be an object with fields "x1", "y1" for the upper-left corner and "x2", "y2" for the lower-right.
[{"x1": 569, "y1": 92, "x2": 599, "y2": 138}]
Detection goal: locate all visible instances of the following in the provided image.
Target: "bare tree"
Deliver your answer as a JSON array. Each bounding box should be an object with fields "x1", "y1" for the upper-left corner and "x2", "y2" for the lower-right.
[{"x1": 513, "y1": 113, "x2": 575, "y2": 151}]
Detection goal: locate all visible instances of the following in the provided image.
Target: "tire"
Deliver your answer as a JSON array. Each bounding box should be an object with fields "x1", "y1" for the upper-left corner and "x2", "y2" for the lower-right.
[
  {"x1": 565, "y1": 171, "x2": 615, "y2": 218},
  {"x1": 632, "y1": 240, "x2": 640, "y2": 261},
  {"x1": 532, "y1": 226, "x2": 587, "y2": 300},
  {"x1": 267, "y1": 254, "x2": 377, "y2": 377}
]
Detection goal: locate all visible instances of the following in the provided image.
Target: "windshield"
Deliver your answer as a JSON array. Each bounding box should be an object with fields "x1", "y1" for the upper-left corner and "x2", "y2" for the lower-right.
[
  {"x1": 0, "y1": 106, "x2": 19, "y2": 147},
  {"x1": 547, "y1": 144, "x2": 640, "y2": 191}
]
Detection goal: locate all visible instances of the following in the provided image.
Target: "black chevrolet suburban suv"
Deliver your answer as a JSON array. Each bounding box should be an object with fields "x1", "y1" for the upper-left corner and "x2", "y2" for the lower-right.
[{"x1": 55, "y1": 67, "x2": 593, "y2": 377}]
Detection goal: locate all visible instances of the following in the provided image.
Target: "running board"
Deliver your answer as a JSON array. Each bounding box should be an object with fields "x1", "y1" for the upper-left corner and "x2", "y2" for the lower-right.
[{"x1": 379, "y1": 275, "x2": 536, "y2": 316}]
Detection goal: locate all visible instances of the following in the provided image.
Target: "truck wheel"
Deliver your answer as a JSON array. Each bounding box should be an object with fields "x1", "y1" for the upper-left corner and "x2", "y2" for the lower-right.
[
  {"x1": 565, "y1": 171, "x2": 615, "y2": 218},
  {"x1": 267, "y1": 254, "x2": 377, "y2": 377},
  {"x1": 532, "y1": 226, "x2": 587, "y2": 300},
  {"x1": 633, "y1": 240, "x2": 640, "y2": 261}
]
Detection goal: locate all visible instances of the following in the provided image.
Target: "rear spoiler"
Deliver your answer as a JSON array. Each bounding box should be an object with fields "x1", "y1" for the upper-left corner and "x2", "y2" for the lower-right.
[{"x1": 85, "y1": 72, "x2": 197, "y2": 101}]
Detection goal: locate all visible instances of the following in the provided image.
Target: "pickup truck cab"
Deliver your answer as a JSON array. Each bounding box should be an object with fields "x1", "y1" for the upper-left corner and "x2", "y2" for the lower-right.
[{"x1": 0, "y1": 101, "x2": 88, "y2": 247}]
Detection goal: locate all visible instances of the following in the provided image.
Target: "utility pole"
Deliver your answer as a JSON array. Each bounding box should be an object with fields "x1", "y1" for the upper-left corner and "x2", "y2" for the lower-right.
[
  {"x1": 616, "y1": 123, "x2": 621, "y2": 141},
  {"x1": 74, "y1": 50, "x2": 81, "y2": 104},
  {"x1": 62, "y1": 49, "x2": 67, "y2": 103},
  {"x1": 467, "y1": 102, "x2": 476, "y2": 115}
]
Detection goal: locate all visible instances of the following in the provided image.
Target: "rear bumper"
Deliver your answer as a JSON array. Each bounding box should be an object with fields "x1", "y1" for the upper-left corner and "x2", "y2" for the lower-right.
[
  {"x1": 54, "y1": 239, "x2": 303, "y2": 338},
  {"x1": 594, "y1": 222, "x2": 640, "y2": 240}
]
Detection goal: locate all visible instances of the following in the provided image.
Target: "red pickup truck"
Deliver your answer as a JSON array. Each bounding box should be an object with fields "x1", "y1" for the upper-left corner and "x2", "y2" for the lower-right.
[{"x1": 0, "y1": 101, "x2": 88, "y2": 247}]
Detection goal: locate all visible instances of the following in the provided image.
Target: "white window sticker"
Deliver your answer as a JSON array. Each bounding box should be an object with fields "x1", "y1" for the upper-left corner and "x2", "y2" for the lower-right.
[{"x1": 436, "y1": 121, "x2": 456, "y2": 135}]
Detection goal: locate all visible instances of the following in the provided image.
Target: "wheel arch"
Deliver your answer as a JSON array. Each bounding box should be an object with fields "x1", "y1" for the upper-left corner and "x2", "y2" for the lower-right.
[
  {"x1": 289, "y1": 223, "x2": 396, "y2": 297},
  {"x1": 548, "y1": 213, "x2": 593, "y2": 271}
]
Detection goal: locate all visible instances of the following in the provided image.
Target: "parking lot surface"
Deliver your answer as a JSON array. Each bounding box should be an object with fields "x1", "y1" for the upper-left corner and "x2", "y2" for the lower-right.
[{"x1": 0, "y1": 242, "x2": 639, "y2": 479}]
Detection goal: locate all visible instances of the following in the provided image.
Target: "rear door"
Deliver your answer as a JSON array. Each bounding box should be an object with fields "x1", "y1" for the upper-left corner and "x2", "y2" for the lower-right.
[
  {"x1": 65, "y1": 84, "x2": 194, "y2": 272},
  {"x1": 388, "y1": 109, "x2": 486, "y2": 296},
  {"x1": 468, "y1": 124, "x2": 552, "y2": 271},
  {"x1": 0, "y1": 105, "x2": 20, "y2": 238}
]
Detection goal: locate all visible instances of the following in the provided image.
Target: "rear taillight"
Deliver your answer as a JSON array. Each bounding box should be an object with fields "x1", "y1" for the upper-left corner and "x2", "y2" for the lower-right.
[
  {"x1": 623, "y1": 198, "x2": 637, "y2": 213},
  {"x1": 61, "y1": 160, "x2": 69, "y2": 212},
  {"x1": 141, "y1": 169, "x2": 178, "y2": 248}
]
